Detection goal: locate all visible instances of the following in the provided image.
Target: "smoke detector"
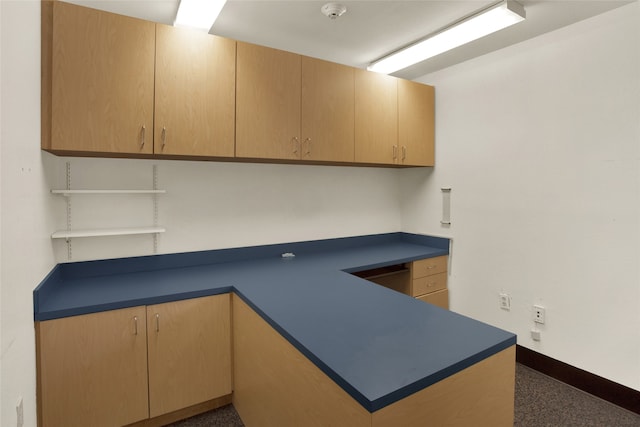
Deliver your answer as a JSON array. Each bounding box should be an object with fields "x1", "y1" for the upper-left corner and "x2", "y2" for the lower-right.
[{"x1": 321, "y1": 3, "x2": 347, "y2": 20}]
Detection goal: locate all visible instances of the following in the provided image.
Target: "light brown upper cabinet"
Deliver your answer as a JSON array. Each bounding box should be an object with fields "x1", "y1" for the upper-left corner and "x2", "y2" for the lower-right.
[
  {"x1": 236, "y1": 42, "x2": 302, "y2": 160},
  {"x1": 154, "y1": 25, "x2": 236, "y2": 157},
  {"x1": 41, "y1": 1, "x2": 155, "y2": 155},
  {"x1": 354, "y1": 69, "x2": 399, "y2": 165},
  {"x1": 41, "y1": 3, "x2": 434, "y2": 167},
  {"x1": 355, "y1": 70, "x2": 435, "y2": 166},
  {"x1": 398, "y1": 79, "x2": 435, "y2": 166},
  {"x1": 301, "y1": 57, "x2": 354, "y2": 162},
  {"x1": 236, "y1": 43, "x2": 355, "y2": 163}
]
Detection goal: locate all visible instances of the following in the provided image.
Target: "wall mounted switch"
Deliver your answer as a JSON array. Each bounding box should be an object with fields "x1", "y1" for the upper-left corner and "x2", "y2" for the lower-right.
[{"x1": 499, "y1": 293, "x2": 511, "y2": 311}]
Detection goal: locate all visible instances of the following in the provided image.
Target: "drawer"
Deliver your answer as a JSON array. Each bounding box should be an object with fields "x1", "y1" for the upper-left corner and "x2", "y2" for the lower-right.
[
  {"x1": 411, "y1": 256, "x2": 447, "y2": 279},
  {"x1": 411, "y1": 272, "x2": 447, "y2": 297},
  {"x1": 416, "y1": 288, "x2": 449, "y2": 310}
]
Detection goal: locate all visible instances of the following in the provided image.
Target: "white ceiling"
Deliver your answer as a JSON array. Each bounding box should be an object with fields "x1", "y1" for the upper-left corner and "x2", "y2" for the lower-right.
[{"x1": 67, "y1": 0, "x2": 633, "y2": 79}]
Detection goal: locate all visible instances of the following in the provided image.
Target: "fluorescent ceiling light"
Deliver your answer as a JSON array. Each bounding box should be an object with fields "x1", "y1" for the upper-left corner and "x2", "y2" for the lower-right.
[
  {"x1": 174, "y1": 0, "x2": 227, "y2": 31},
  {"x1": 368, "y1": 0, "x2": 525, "y2": 74}
]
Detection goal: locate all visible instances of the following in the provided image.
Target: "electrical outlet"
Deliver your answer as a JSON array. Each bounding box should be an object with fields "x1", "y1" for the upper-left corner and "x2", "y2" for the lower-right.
[
  {"x1": 16, "y1": 397, "x2": 23, "y2": 427},
  {"x1": 533, "y1": 305, "x2": 545, "y2": 324},
  {"x1": 499, "y1": 293, "x2": 511, "y2": 310}
]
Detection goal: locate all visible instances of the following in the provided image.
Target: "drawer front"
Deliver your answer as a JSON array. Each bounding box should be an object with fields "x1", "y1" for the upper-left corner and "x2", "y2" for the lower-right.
[
  {"x1": 416, "y1": 288, "x2": 449, "y2": 310},
  {"x1": 412, "y1": 272, "x2": 447, "y2": 297},
  {"x1": 412, "y1": 256, "x2": 447, "y2": 279}
]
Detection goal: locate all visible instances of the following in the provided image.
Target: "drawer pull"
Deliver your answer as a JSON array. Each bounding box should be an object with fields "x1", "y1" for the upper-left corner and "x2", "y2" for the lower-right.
[
  {"x1": 155, "y1": 313, "x2": 160, "y2": 332},
  {"x1": 133, "y1": 316, "x2": 138, "y2": 335},
  {"x1": 161, "y1": 127, "x2": 167, "y2": 148}
]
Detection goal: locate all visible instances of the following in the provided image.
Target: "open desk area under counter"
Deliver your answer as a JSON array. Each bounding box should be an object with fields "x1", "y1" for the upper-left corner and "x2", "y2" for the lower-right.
[{"x1": 34, "y1": 233, "x2": 516, "y2": 427}]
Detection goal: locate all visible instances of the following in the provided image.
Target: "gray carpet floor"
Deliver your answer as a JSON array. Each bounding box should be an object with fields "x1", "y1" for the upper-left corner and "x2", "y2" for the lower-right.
[{"x1": 167, "y1": 364, "x2": 640, "y2": 426}]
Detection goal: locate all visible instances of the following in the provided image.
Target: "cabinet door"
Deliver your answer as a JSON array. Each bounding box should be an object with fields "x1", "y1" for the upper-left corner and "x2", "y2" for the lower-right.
[
  {"x1": 36, "y1": 307, "x2": 149, "y2": 427},
  {"x1": 43, "y1": 2, "x2": 155, "y2": 154},
  {"x1": 147, "y1": 294, "x2": 232, "y2": 417},
  {"x1": 236, "y1": 42, "x2": 301, "y2": 160},
  {"x1": 398, "y1": 80, "x2": 435, "y2": 166},
  {"x1": 416, "y1": 289, "x2": 449, "y2": 309},
  {"x1": 354, "y1": 69, "x2": 398, "y2": 165},
  {"x1": 155, "y1": 25, "x2": 236, "y2": 157},
  {"x1": 301, "y1": 57, "x2": 354, "y2": 162}
]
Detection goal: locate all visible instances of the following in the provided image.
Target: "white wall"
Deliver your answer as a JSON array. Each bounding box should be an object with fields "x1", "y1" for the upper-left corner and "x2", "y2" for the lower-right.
[
  {"x1": 0, "y1": 2, "x2": 402, "y2": 426},
  {"x1": 1, "y1": 2, "x2": 60, "y2": 427},
  {"x1": 402, "y1": 2, "x2": 640, "y2": 390},
  {"x1": 50, "y1": 157, "x2": 402, "y2": 262}
]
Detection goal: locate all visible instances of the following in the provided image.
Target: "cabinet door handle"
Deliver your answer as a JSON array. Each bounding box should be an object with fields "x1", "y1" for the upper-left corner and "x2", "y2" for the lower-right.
[
  {"x1": 292, "y1": 136, "x2": 299, "y2": 154},
  {"x1": 133, "y1": 316, "x2": 138, "y2": 335},
  {"x1": 155, "y1": 313, "x2": 160, "y2": 332},
  {"x1": 402, "y1": 146, "x2": 407, "y2": 161},
  {"x1": 304, "y1": 138, "x2": 312, "y2": 157},
  {"x1": 140, "y1": 126, "x2": 146, "y2": 148},
  {"x1": 392, "y1": 145, "x2": 398, "y2": 160},
  {"x1": 161, "y1": 127, "x2": 167, "y2": 148}
]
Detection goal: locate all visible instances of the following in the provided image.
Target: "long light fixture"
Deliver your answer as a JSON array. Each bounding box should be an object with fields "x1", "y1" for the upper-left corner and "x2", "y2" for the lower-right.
[
  {"x1": 174, "y1": 0, "x2": 227, "y2": 31},
  {"x1": 368, "y1": 0, "x2": 525, "y2": 74}
]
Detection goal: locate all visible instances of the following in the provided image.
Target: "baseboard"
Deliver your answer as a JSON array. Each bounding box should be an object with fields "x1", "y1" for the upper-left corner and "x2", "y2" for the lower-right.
[
  {"x1": 125, "y1": 394, "x2": 233, "y2": 427},
  {"x1": 516, "y1": 345, "x2": 640, "y2": 415}
]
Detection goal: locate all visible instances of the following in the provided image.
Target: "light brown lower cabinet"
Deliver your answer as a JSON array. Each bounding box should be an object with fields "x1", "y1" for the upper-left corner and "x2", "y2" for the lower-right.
[
  {"x1": 410, "y1": 256, "x2": 449, "y2": 309},
  {"x1": 36, "y1": 306, "x2": 149, "y2": 427},
  {"x1": 35, "y1": 294, "x2": 231, "y2": 427},
  {"x1": 147, "y1": 295, "x2": 232, "y2": 417},
  {"x1": 358, "y1": 256, "x2": 449, "y2": 309}
]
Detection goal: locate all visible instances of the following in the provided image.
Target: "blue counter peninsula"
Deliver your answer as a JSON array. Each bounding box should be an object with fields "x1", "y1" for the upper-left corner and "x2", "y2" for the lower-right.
[{"x1": 34, "y1": 232, "x2": 516, "y2": 426}]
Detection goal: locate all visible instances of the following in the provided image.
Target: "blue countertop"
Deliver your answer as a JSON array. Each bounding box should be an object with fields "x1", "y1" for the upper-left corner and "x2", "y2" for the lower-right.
[{"x1": 34, "y1": 232, "x2": 516, "y2": 412}]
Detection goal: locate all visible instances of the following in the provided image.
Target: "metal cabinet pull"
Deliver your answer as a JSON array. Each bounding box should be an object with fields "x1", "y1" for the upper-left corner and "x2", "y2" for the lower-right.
[
  {"x1": 304, "y1": 138, "x2": 312, "y2": 156},
  {"x1": 392, "y1": 145, "x2": 398, "y2": 160},
  {"x1": 155, "y1": 313, "x2": 160, "y2": 332},
  {"x1": 140, "y1": 126, "x2": 146, "y2": 148},
  {"x1": 401, "y1": 146, "x2": 406, "y2": 161},
  {"x1": 161, "y1": 127, "x2": 167, "y2": 148},
  {"x1": 133, "y1": 316, "x2": 138, "y2": 335},
  {"x1": 292, "y1": 136, "x2": 299, "y2": 154}
]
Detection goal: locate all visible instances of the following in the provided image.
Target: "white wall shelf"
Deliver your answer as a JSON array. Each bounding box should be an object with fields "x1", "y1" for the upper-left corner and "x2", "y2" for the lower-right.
[
  {"x1": 52, "y1": 163, "x2": 165, "y2": 260},
  {"x1": 51, "y1": 189, "x2": 166, "y2": 196},
  {"x1": 52, "y1": 226, "x2": 166, "y2": 240}
]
